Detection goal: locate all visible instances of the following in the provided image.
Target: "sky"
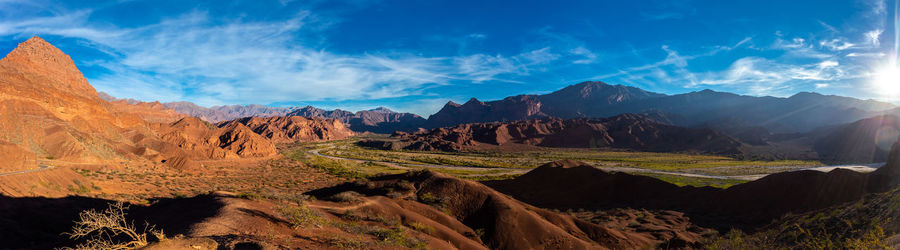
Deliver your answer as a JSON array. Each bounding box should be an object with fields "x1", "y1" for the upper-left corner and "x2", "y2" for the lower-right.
[{"x1": 0, "y1": 0, "x2": 897, "y2": 116}]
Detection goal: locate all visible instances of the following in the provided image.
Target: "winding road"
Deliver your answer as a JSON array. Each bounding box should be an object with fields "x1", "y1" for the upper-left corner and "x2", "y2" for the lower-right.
[
  {"x1": 0, "y1": 162, "x2": 53, "y2": 177},
  {"x1": 309, "y1": 146, "x2": 884, "y2": 181}
]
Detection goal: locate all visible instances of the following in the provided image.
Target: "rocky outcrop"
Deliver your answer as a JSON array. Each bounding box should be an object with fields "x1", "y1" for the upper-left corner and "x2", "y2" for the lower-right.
[
  {"x1": 0, "y1": 36, "x2": 147, "y2": 163},
  {"x1": 211, "y1": 122, "x2": 278, "y2": 157},
  {"x1": 151, "y1": 117, "x2": 277, "y2": 159},
  {"x1": 370, "y1": 114, "x2": 742, "y2": 154},
  {"x1": 218, "y1": 116, "x2": 354, "y2": 143}
]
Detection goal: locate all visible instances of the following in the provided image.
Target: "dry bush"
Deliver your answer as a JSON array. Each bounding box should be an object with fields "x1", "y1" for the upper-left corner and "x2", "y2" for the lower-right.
[{"x1": 64, "y1": 201, "x2": 163, "y2": 250}]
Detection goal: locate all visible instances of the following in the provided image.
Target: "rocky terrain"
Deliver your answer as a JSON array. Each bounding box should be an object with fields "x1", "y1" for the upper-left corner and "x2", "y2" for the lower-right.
[
  {"x1": 219, "y1": 116, "x2": 354, "y2": 143},
  {"x1": 0, "y1": 36, "x2": 165, "y2": 164},
  {"x1": 0, "y1": 37, "x2": 355, "y2": 169},
  {"x1": 366, "y1": 114, "x2": 742, "y2": 154}
]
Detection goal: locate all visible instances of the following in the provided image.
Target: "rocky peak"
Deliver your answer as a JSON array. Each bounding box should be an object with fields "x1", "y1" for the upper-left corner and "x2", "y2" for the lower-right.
[
  {"x1": 0, "y1": 36, "x2": 97, "y2": 99},
  {"x1": 367, "y1": 107, "x2": 395, "y2": 113}
]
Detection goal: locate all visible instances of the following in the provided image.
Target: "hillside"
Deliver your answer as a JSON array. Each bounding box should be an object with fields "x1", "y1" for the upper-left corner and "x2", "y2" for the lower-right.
[
  {"x1": 218, "y1": 116, "x2": 354, "y2": 143},
  {"x1": 0, "y1": 37, "x2": 275, "y2": 167},
  {"x1": 368, "y1": 114, "x2": 742, "y2": 154}
]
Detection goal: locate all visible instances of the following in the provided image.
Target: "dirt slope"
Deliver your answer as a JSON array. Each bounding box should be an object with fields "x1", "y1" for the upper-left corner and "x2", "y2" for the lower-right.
[{"x1": 305, "y1": 170, "x2": 687, "y2": 249}]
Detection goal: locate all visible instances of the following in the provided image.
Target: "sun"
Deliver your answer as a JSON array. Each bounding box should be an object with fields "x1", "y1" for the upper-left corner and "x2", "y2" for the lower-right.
[{"x1": 873, "y1": 65, "x2": 900, "y2": 97}]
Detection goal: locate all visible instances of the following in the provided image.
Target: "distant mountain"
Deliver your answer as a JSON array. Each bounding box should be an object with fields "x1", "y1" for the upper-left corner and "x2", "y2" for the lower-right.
[
  {"x1": 155, "y1": 101, "x2": 426, "y2": 134},
  {"x1": 426, "y1": 81, "x2": 896, "y2": 133},
  {"x1": 162, "y1": 102, "x2": 293, "y2": 123},
  {"x1": 288, "y1": 106, "x2": 425, "y2": 134},
  {"x1": 812, "y1": 115, "x2": 900, "y2": 163},
  {"x1": 366, "y1": 114, "x2": 742, "y2": 154}
]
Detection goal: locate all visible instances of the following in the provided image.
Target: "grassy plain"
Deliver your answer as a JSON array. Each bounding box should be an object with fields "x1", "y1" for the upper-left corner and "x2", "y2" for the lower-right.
[{"x1": 304, "y1": 136, "x2": 825, "y2": 188}]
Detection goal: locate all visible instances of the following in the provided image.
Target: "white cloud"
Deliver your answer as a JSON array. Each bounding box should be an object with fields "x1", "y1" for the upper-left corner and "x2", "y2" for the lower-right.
[
  {"x1": 569, "y1": 46, "x2": 597, "y2": 64},
  {"x1": 0, "y1": 6, "x2": 555, "y2": 106},
  {"x1": 866, "y1": 29, "x2": 883, "y2": 46},
  {"x1": 819, "y1": 39, "x2": 855, "y2": 50}
]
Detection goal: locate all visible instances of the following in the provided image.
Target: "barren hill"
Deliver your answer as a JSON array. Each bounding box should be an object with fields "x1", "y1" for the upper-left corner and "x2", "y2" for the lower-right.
[
  {"x1": 487, "y1": 139, "x2": 900, "y2": 230},
  {"x1": 306, "y1": 170, "x2": 696, "y2": 249},
  {"x1": 219, "y1": 116, "x2": 354, "y2": 143},
  {"x1": 0, "y1": 36, "x2": 275, "y2": 167}
]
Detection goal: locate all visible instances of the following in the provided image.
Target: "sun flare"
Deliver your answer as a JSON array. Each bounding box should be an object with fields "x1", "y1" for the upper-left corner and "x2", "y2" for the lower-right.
[{"x1": 873, "y1": 65, "x2": 900, "y2": 97}]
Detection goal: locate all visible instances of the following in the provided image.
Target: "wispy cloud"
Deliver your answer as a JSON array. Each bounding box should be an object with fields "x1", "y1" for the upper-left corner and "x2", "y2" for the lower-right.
[{"x1": 0, "y1": 2, "x2": 553, "y2": 107}]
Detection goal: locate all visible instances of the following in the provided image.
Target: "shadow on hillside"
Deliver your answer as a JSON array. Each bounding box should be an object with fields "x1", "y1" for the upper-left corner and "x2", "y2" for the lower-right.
[{"x1": 0, "y1": 194, "x2": 225, "y2": 249}]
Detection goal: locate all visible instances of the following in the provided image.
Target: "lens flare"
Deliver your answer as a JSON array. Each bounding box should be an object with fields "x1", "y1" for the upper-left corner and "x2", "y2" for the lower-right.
[{"x1": 873, "y1": 65, "x2": 900, "y2": 97}]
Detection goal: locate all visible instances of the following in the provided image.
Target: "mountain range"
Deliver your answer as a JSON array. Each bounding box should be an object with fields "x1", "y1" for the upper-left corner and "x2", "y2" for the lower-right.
[
  {"x1": 99, "y1": 95, "x2": 428, "y2": 134},
  {"x1": 425, "y1": 81, "x2": 896, "y2": 134},
  {"x1": 366, "y1": 114, "x2": 742, "y2": 154}
]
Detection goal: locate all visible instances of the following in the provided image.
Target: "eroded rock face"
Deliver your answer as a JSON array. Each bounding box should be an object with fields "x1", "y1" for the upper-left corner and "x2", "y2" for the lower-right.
[
  {"x1": 219, "y1": 116, "x2": 354, "y2": 143},
  {"x1": 0, "y1": 37, "x2": 276, "y2": 166},
  {"x1": 373, "y1": 114, "x2": 742, "y2": 154},
  {"x1": 151, "y1": 117, "x2": 278, "y2": 160}
]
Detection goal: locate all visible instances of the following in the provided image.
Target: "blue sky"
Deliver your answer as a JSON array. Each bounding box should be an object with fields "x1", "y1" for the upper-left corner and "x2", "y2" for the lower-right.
[{"x1": 0, "y1": 0, "x2": 897, "y2": 115}]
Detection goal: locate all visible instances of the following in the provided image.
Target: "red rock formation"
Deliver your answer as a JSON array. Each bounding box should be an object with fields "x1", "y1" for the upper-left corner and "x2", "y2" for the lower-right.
[
  {"x1": 0, "y1": 36, "x2": 276, "y2": 166},
  {"x1": 219, "y1": 116, "x2": 353, "y2": 143}
]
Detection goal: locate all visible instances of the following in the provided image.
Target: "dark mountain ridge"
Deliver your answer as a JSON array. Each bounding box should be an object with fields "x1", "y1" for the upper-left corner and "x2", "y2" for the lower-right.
[{"x1": 426, "y1": 81, "x2": 896, "y2": 134}]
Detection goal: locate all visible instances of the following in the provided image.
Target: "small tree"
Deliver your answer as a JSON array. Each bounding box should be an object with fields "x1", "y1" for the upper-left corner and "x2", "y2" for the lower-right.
[{"x1": 64, "y1": 201, "x2": 163, "y2": 250}]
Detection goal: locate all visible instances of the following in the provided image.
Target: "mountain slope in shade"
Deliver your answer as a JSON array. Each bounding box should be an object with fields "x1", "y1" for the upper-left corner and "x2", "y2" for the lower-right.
[
  {"x1": 812, "y1": 115, "x2": 900, "y2": 163},
  {"x1": 306, "y1": 170, "x2": 685, "y2": 249},
  {"x1": 288, "y1": 106, "x2": 426, "y2": 133},
  {"x1": 370, "y1": 114, "x2": 742, "y2": 154},
  {"x1": 218, "y1": 116, "x2": 354, "y2": 143},
  {"x1": 426, "y1": 81, "x2": 896, "y2": 133},
  {"x1": 486, "y1": 139, "x2": 900, "y2": 231}
]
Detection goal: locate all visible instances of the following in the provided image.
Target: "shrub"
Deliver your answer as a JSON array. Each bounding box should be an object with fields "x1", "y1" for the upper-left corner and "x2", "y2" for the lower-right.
[
  {"x1": 327, "y1": 191, "x2": 363, "y2": 203},
  {"x1": 278, "y1": 205, "x2": 326, "y2": 228},
  {"x1": 64, "y1": 202, "x2": 163, "y2": 250}
]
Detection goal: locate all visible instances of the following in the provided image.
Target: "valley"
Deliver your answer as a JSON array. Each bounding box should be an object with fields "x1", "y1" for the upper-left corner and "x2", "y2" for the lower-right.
[{"x1": 1, "y1": 35, "x2": 899, "y2": 249}]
